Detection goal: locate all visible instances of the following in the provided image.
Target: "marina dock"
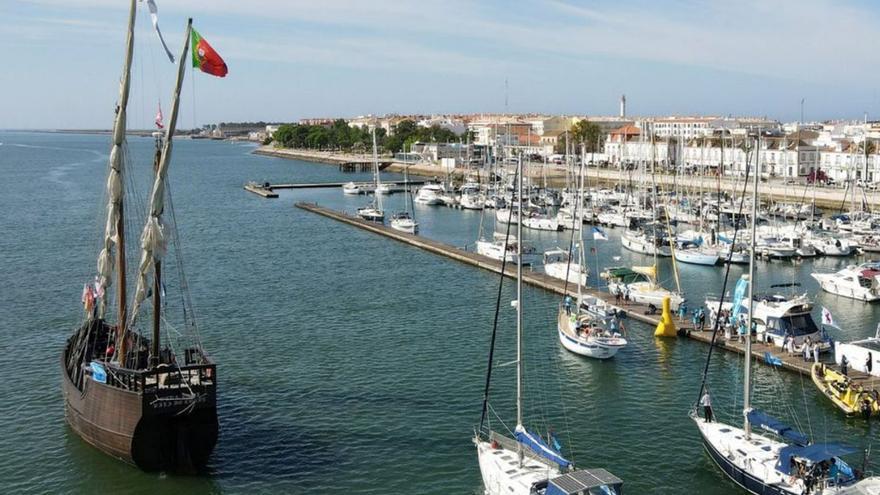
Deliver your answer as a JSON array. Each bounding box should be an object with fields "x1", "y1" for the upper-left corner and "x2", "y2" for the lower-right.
[
  {"x1": 245, "y1": 180, "x2": 426, "y2": 198},
  {"x1": 295, "y1": 201, "x2": 880, "y2": 393},
  {"x1": 244, "y1": 183, "x2": 278, "y2": 198}
]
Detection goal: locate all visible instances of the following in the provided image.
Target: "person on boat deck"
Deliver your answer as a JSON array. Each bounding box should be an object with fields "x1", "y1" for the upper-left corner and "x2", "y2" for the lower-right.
[
  {"x1": 563, "y1": 296, "x2": 573, "y2": 315},
  {"x1": 105, "y1": 343, "x2": 115, "y2": 360},
  {"x1": 610, "y1": 317, "x2": 618, "y2": 335},
  {"x1": 841, "y1": 355, "x2": 849, "y2": 377},
  {"x1": 828, "y1": 458, "x2": 842, "y2": 484},
  {"x1": 700, "y1": 389, "x2": 713, "y2": 422}
]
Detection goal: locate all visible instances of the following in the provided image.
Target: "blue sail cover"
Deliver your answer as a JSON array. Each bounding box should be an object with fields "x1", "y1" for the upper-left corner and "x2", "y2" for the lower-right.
[
  {"x1": 775, "y1": 443, "x2": 858, "y2": 475},
  {"x1": 747, "y1": 410, "x2": 809, "y2": 446},
  {"x1": 514, "y1": 425, "x2": 572, "y2": 468}
]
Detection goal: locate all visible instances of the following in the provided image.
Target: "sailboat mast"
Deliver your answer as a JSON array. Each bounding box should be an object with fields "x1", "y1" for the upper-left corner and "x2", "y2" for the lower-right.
[
  {"x1": 744, "y1": 132, "x2": 760, "y2": 438},
  {"x1": 577, "y1": 144, "x2": 586, "y2": 299},
  {"x1": 516, "y1": 154, "x2": 524, "y2": 462},
  {"x1": 106, "y1": 0, "x2": 136, "y2": 360},
  {"x1": 372, "y1": 127, "x2": 382, "y2": 212}
]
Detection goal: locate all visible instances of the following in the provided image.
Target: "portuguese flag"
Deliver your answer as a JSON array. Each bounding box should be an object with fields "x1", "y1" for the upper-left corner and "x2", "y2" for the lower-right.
[{"x1": 191, "y1": 27, "x2": 228, "y2": 77}]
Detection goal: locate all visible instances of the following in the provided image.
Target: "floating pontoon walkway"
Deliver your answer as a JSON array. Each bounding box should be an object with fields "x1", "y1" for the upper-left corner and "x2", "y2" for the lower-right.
[
  {"x1": 294, "y1": 201, "x2": 880, "y2": 395},
  {"x1": 245, "y1": 180, "x2": 426, "y2": 198}
]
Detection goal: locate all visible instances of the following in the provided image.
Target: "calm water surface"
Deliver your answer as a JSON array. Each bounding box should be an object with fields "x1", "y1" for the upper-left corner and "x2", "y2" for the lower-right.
[{"x1": 1, "y1": 132, "x2": 878, "y2": 494}]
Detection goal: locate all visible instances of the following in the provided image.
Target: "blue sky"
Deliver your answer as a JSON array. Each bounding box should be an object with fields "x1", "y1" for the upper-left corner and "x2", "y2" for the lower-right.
[{"x1": 2, "y1": 0, "x2": 879, "y2": 129}]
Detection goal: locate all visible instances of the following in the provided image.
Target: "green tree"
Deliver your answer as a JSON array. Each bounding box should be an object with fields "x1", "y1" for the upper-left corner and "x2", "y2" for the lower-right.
[{"x1": 569, "y1": 120, "x2": 604, "y2": 153}]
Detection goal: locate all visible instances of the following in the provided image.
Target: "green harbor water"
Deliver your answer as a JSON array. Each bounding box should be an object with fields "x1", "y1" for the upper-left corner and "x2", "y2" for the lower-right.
[{"x1": 1, "y1": 131, "x2": 879, "y2": 494}]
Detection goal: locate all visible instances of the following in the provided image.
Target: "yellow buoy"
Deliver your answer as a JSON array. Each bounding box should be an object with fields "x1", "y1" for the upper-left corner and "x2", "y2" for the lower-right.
[{"x1": 654, "y1": 296, "x2": 677, "y2": 337}]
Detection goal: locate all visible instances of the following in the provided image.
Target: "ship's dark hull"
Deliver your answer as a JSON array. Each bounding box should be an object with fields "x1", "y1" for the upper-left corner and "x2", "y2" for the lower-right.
[
  {"x1": 700, "y1": 429, "x2": 795, "y2": 495},
  {"x1": 61, "y1": 342, "x2": 218, "y2": 473}
]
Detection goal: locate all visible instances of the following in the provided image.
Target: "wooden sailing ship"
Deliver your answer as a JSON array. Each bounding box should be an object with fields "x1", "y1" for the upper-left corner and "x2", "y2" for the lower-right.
[{"x1": 61, "y1": 1, "x2": 217, "y2": 473}]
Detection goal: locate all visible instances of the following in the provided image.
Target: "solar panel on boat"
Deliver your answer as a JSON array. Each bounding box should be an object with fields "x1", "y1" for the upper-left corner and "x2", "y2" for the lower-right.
[{"x1": 549, "y1": 469, "x2": 622, "y2": 494}]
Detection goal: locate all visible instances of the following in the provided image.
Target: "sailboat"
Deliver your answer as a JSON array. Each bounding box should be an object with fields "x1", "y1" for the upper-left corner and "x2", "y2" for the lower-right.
[
  {"x1": 474, "y1": 156, "x2": 623, "y2": 495},
  {"x1": 693, "y1": 134, "x2": 880, "y2": 494},
  {"x1": 391, "y1": 162, "x2": 419, "y2": 234},
  {"x1": 357, "y1": 128, "x2": 385, "y2": 223},
  {"x1": 556, "y1": 155, "x2": 626, "y2": 359},
  {"x1": 61, "y1": 4, "x2": 218, "y2": 473}
]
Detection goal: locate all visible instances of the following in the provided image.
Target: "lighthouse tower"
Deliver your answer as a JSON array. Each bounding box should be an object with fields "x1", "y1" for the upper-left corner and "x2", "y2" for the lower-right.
[{"x1": 619, "y1": 94, "x2": 626, "y2": 118}]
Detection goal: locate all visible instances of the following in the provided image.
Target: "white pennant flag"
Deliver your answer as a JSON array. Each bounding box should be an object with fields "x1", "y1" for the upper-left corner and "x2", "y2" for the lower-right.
[
  {"x1": 143, "y1": 0, "x2": 175, "y2": 63},
  {"x1": 821, "y1": 306, "x2": 836, "y2": 328}
]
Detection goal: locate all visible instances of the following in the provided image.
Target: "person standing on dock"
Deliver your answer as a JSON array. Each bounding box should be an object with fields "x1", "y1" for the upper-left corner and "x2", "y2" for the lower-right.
[
  {"x1": 841, "y1": 355, "x2": 849, "y2": 377},
  {"x1": 812, "y1": 341, "x2": 820, "y2": 364},
  {"x1": 700, "y1": 389, "x2": 713, "y2": 422},
  {"x1": 866, "y1": 352, "x2": 873, "y2": 374}
]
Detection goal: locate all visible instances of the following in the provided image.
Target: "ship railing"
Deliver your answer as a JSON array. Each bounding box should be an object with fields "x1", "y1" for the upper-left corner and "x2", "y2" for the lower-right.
[{"x1": 141, "y1": 364, "x2": 216, "y2": 394}]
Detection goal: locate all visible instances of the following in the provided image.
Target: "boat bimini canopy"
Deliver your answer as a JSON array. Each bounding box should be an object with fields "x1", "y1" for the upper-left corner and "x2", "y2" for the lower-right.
[{"x1": 775, "y1": 443, "x2": 858, "y2": 476}]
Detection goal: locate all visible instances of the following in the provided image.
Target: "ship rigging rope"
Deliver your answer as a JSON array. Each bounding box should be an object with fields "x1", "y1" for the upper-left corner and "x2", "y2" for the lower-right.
[
  {"x1": 478, "y1": 163, "x2": 519, "y2": 435},
  {"x1": 694, "y1": 146, "x2": 755, "y2": 410},
  {"x1": 166, "y1": 180, "x2": 205, "y2": 348}
]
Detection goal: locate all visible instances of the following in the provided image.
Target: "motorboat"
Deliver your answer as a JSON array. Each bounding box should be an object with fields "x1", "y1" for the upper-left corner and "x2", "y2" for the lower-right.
[
  {"x1": 811, "y1": 363, "x2": 880, "y2": 418},
  {"x1": 811, "y1": 261, "x2": 880, "y2": 302},
  {"x1": 808, "y1": 236, "x2": 855, "y2": 257},
  {"x1": 705, "y1": 292, "x2": 830, "y2": 352},
  {"x1": 414, "y1": 184, "x2": 445, "y2": 205},
  {"x1": 834, "y1": 334, "x2": 880, "y2": 378},
  {"x1": 342, "y1": 181, "x2": 374, "y2": 195}
]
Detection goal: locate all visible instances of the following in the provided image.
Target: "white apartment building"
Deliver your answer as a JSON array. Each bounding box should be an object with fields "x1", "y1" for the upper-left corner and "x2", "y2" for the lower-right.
[
  {"x1": 817, "y1": 140, "x2": 880, "y2": 183},
  {"x1": 648, "y1": 117, "x2": 779, "y2": 139},
  {"x1": 680, "y1": 135, "x2": 818, "y2": 178},
  {"x1": 604, "y1": 125, "x2": 676, "y2": 167}
]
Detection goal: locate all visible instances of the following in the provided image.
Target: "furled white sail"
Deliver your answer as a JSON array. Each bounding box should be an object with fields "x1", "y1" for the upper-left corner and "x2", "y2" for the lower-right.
[
  {"x1": 129, "y1": 22, "x2": 191, "y2": 325},
  {"x1": 96, "y1": 1, "x2": 136, "y2": 319}
]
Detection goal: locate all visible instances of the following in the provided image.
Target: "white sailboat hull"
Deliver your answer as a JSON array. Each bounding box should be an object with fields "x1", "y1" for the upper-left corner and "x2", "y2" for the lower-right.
[
  {"x1": 522, "y1": 216, "x2": 562, "y2": 231},
  {"x1": 544, "y1": 262, "x2": 588, "y2": 287},
  {"x1": 556, "y1": 316, "x2": 626, "y2": 360},
  {"x1": 695, "y1": 417, "x2": 880, "y2": 495},
  {"x1": 390, "y1": 218, "x2": 418, "y2": 234},
  {"x1": 608, "y1": 281, "x2": 683, "y2": 311},
  {"x1": 622, "y1": 232, "x2": 671, "y2": 257},
  {"x1": 675, "y1": 248, "x2": 720, "y2": 266}
]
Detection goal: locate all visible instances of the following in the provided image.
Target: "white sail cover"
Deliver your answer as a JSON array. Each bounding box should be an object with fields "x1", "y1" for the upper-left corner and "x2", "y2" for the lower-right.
[
  {"x1": 95, "y1": 3, "x2": 136, "y2": 319},
  {"x1": 129, "y1": 22, "x2": 190, "y2": 326}
]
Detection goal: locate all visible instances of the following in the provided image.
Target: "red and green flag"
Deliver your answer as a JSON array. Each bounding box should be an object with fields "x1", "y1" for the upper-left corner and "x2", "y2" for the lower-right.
[{"x1": 191, "y1": 27, "x2": 228, "y2": 77}]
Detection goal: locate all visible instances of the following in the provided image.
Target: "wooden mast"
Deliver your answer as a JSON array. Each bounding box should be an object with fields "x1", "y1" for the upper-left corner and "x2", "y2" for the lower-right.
[
  {"x1": 112, "y1": 0, "x2": 136, "y2": 363},
  {"x1": 145, "y1": 18, "x2": 192, "y2": 368}
]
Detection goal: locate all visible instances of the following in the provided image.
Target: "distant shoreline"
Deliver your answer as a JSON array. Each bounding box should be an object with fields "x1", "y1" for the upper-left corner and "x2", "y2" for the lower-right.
[{"x1": 253, "y1": 145, "x2": 880, "y2": 209}]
